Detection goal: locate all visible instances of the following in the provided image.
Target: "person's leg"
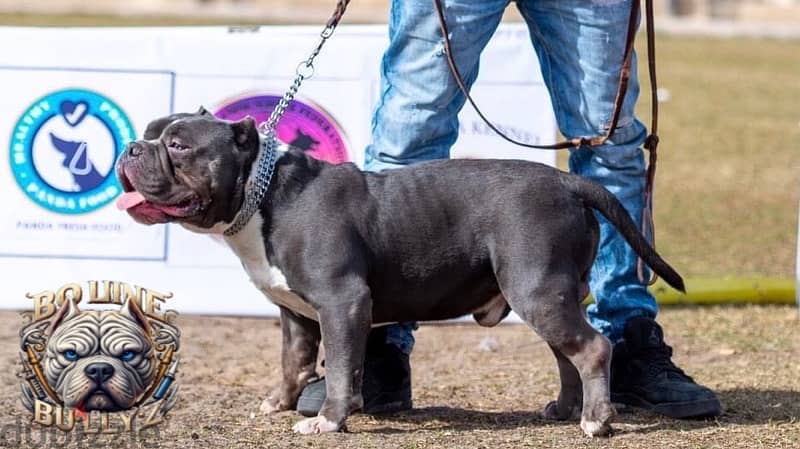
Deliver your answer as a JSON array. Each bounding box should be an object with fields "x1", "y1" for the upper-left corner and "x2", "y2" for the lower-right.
[
  {"x1": 297, "y1": 0, "x2": 509, "y2": 417},
  {"x1": 516, "y1": 0, "x2": 720, "y2": 418},
  {"x1": 368, "y1": 0, "x2": 508, "y2": 374},
  {"x1": 366, "y1": 0, "x2": 510, "y2": 170}
]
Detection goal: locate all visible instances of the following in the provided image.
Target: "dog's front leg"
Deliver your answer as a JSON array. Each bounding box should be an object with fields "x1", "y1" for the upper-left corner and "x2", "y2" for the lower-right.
[
  {"x1": 261, "y1": 307, "x2": 321, "y2": 415},
  {"x1": 292, "y1": 286, "x2": 371, "y2": 434}
]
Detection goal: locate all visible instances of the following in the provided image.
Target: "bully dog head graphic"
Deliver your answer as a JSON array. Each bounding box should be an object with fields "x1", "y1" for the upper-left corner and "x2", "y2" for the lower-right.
[
  {"x1": 19, "y1": 294, "x2": 182, "y2": 415},
  {"x1": 41, "y1": 298, "x2": 155, "y2": 412}
]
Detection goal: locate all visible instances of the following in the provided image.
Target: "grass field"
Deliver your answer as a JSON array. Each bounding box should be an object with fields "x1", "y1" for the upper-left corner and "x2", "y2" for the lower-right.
[
  {"x1": 634, "y1": 34, "x2": 800, "y2": 279},
  {"x1": 1, "y1": 12, "x2": 798, "y2": 279}
]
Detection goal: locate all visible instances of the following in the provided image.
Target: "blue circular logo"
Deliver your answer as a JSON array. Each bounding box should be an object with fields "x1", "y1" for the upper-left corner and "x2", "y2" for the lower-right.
[{"x1": 9, "y1": 89, "x2": 135, "y2": 214}]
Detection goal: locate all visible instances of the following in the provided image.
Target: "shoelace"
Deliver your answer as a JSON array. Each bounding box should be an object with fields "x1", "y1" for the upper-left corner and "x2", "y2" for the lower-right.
[{"x1": 639, "y1": 343, "x2": 695, "y2": 383}]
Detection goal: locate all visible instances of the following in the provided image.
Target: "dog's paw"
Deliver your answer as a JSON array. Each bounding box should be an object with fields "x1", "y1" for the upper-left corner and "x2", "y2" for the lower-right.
[
  {"x1": 259, "y1": 395, "x2": 289, "y2": 415},
  {"x1": 580, "y1": 417, "x2": 613, "y2": 437},
  {"x1": 292, "y1": 416, "x2": 342, "y2": 434},
  {"x1": 543, "y1": 400, "x2": 580, "y2": 421}
]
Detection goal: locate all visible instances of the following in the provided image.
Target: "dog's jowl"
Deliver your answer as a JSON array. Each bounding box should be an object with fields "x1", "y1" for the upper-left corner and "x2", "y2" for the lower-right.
[{"x1": 116, "y1": 110, "x2": 685, "y2": 437}]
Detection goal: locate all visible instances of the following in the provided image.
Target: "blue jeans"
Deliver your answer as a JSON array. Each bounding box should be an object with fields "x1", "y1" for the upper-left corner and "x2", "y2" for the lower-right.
[{"x1": 366, "y1": 0, "x2": 657, "y2": 348}]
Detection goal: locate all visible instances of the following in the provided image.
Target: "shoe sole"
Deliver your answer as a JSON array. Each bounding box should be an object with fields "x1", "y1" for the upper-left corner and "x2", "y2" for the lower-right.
[{"x1": 611, "y1": 392, "x2": 722, "y2": 419}]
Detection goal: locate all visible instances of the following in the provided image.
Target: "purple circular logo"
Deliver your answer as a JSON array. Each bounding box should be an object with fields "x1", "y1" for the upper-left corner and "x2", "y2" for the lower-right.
[{"x1": 214, "y1": 94, "x2": 349, "y2": 164}]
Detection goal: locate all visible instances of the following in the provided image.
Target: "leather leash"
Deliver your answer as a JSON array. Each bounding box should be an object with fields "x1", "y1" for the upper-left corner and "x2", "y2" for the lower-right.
[{"x1": 433, "y1": 0, "x2": 661, "y2": 285}]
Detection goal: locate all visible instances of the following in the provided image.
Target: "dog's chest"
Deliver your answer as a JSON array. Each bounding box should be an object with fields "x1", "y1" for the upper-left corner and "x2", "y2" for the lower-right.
[{"x1": 224, "y1": 214, "x2": 318, "y2": 321}]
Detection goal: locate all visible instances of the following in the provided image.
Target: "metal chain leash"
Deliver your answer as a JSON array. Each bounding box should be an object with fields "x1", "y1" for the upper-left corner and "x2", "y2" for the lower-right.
[
  {"x1": 261, "y1": 1, "x2": 350, "y2": 134},
  {"x1": 226, "y1": 0, "x2": 350, "y2": 237}
]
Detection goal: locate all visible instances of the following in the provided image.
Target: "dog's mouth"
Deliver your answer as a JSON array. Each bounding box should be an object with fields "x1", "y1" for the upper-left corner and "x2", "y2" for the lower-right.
[
  {"x1": 117, "y1": 166, "x2": 203, "y2": 224},
  {"x1": 82, "y1": 387, "x2": 124, "y2": 412}
]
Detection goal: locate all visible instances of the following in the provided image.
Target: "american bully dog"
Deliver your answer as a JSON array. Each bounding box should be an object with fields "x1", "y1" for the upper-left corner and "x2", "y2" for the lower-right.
[{"x1": 115, "y1": 108, "x2": 685, "y2": 436}]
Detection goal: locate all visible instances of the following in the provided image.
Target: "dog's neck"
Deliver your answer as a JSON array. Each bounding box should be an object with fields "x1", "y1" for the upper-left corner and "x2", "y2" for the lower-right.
[{"x1": 223, "y1": 133, "x2": 281, "y2": 237}]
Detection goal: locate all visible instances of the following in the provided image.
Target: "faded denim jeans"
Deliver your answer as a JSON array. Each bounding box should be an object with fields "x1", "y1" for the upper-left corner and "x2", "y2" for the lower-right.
[{"x1": 366, "y1": 0, "x2": 656, "y2": 350}]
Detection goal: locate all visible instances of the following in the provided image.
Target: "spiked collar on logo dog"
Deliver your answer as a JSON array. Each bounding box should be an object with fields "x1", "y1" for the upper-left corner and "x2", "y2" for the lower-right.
[{"x1": 223, "y1": 133, "x2": 278, "y2": 237}]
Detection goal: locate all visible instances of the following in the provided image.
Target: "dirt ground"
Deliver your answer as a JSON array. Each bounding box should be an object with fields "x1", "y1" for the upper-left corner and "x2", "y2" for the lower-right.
[{"x1": 1, "y1": 305, "x2": 799, "y2": 448}]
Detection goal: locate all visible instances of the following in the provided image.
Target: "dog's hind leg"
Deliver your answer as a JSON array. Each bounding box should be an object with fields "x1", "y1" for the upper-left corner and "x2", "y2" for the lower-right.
[
  {"x1": 501, "y1": 271, "x2": 615, "y2": 437},
  {"x1": 543, "y1": 344, "x2": 582, "y2": 421}
]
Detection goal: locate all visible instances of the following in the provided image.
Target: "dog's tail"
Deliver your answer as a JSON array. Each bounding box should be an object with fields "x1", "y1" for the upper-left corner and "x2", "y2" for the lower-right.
[{"x1": 561, "y1": 173, "x2": 685, "y2": 293}]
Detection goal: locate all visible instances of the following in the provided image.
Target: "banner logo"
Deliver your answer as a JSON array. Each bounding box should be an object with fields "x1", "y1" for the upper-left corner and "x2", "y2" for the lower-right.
[
  {"x1": 214, "y1": 93, "x2": 349, "y2": 164},
  {"x1": 9, "y1": 89, "x2": 135, "y2": 214},
  {"x1": 18, "y1": 281, "x2": 180, "y2": 434}
]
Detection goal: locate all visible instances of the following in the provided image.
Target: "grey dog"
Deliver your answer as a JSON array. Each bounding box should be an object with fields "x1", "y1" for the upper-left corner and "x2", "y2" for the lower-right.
[{"x1": 116, "y1": 109, "x2": 684, "y2": 436}]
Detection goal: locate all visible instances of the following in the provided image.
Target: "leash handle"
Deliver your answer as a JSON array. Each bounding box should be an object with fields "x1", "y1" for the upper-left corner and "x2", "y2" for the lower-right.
[{"x1": 639, "y1": 0, "x2": 660, "y2": 286}]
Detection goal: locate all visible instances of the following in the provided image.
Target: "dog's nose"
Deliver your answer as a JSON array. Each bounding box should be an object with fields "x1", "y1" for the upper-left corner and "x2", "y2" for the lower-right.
[
  {"x1": 84, "y1": 362, "x2": 115, "y2": 384},
  {"x1": 126, "y1": 142, "x2": 143, "y2": 158}
]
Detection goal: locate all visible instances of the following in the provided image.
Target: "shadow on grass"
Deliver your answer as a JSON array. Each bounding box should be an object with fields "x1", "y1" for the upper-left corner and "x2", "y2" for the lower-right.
[{"x1": 363, "y1": 389, "x2": 800, "y2": 434}]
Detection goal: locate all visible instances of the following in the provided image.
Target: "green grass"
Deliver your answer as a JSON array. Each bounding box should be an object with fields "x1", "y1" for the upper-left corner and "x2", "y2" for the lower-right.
[
  {"x1": 634, "y1": 35, "x2": 800, "y2": 278},
  {"x1": 1, "y1": 13, "x2": 797, "y2": 278}
]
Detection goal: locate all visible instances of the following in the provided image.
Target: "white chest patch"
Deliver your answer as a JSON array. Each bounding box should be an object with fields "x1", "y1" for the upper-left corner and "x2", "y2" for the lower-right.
[{"x1": 223, "y1": 212, "x2": 318, "y2": 321}]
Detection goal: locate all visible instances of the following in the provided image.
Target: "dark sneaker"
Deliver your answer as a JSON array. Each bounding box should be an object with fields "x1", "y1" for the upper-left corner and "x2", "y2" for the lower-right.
[
  {"x1": 296, "y1": 326, "x2": 412, "y2": 417},
  {"x1": 610, "y1": 316, "x2": 722, "y2": 419}
]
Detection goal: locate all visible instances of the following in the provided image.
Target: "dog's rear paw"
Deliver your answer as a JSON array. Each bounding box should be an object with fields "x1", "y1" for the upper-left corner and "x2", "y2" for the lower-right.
[
  {"x1": 580, "y1": 417, "x2": 613, "y2": 437},
  {"x1": 292, "y1": 416, "x2": 342, "y2": 434},
  {"x1": 543, "y1": 400, "x2": 580, "y2": 421},
  {"x1": 580, "y1": 405, "x2": 616, "y2": 438}
]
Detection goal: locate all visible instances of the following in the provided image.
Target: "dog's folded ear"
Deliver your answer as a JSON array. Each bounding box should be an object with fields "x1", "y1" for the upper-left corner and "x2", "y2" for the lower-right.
[
  {"x1": 120, "y1": 297, "x2": 153, "y2": 338},
  {"x1": 231, "y1": 116, "x2": 259, "y2": 149},
  {"x1": 143, "y1": 107, "x2": 213, "y2": 140},
  {"x1": 47, "y1": 298, "x2": 80, "y2": 336}
]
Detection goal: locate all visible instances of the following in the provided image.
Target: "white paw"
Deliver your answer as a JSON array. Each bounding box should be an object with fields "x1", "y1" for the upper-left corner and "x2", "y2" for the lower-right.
[
  {"x1": 292, "y1": 416, "x2": 341, "y2": 434},
  {"x1": 580, "y1": 418, "x2": 612, "y2": 437},
  {"x1": 259, "y1": 396, "x2": 281, "y2": 415}
]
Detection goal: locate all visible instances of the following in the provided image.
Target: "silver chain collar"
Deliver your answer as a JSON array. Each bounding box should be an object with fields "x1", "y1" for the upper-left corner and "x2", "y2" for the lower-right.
[
  {"x1": 223, "y1": 133, "x2": 278, "y2": 237},
  {"x1": 222, "y1": 20, "x2": 340, "y2": 237}
]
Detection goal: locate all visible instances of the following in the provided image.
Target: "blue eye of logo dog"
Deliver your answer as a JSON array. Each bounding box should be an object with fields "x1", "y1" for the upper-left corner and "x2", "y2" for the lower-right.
[
  {"x1": 120, "y1": 350, "x2": 136, "y2": 362},
  {"x1": 63, "y1": 350, "x2": 79, "y2": 361}
]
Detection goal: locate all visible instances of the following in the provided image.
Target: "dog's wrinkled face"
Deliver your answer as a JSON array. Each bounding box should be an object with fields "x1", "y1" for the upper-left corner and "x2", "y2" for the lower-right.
[
  {"x1": 44, "y1": 299, "x2": 156, "y2": 412},
  {"x1": 116, "y1": 107, "x2": 260, "y2": 228}
]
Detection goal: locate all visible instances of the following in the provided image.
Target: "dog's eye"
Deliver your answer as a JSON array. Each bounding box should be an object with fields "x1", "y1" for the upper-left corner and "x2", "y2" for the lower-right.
[
  {"x1": 120, "y1": 350, "x2": 136, "y2": 362},
  {"x1": 63, "y1": 350, "x2": 79, "y2": 361},
  {"x1": 168, "y1": 141, "x2": 189, "y2": 151}
]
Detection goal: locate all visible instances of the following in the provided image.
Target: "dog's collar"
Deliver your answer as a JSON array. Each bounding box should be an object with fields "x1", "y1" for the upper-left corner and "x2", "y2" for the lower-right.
[{"x1": 223, "y1": 133, "x2": 278, "y2": 237}]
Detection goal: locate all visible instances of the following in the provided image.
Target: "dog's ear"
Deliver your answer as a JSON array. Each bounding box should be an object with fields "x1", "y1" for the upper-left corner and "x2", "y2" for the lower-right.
[
  {"x1": 120, "y1": 297, "x2": 153, "y2": 338},
  {"x1": 231, "y1": 116, "x2": 259, "y2": 149},
  {"x1": 47, "y1": 298, "x2": 80, "y2": 336},
  {"x1": 144, "y1": 115, "x2": 180, "y2": 140},
  {"x1": 197, "y1": 105, "x2": 212, "y2": 116}
]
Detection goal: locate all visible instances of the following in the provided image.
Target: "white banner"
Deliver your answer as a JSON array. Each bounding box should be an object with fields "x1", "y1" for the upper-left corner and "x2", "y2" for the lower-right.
[{"x1": 0, "y1": 25, "x2": 556, "y2": 316}]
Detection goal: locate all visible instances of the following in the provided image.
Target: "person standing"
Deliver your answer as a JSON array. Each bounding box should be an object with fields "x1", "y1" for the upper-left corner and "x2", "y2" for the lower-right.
[{"x1": 298, "y1": 0, "x2": 721, "y2": 420}]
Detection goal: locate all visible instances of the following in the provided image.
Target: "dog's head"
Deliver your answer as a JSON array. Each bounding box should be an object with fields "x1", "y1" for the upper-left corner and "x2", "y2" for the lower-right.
[
  {"x1": 43, "y1": 299, "x2": 156, "y2": 412},
  {"x1": 115, "y1": 107, "x2": 260, "y2": 229}
]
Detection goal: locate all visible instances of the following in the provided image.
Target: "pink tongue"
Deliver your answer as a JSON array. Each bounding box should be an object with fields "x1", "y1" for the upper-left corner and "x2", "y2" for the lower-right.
[{"x1": 116, "y1": 191, "x2": 146, "y2": 210}]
